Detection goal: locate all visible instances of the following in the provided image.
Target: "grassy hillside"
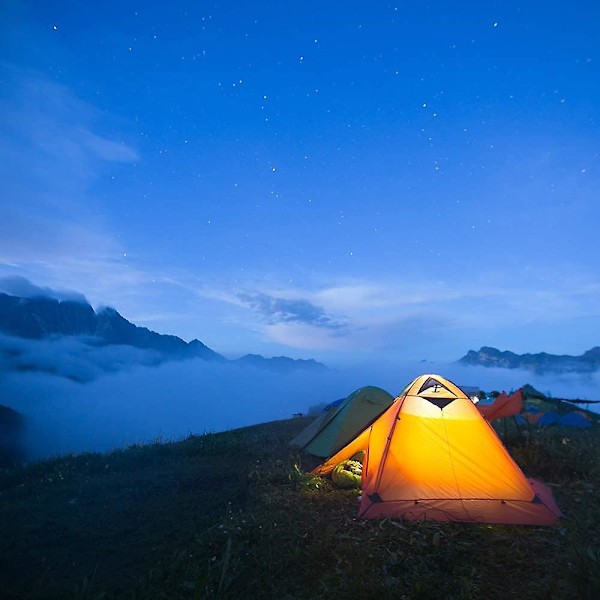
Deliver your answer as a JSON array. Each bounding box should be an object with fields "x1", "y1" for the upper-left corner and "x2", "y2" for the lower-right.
[{"x1": 1, "y1": 417, "x2": 599, "y2": 599}]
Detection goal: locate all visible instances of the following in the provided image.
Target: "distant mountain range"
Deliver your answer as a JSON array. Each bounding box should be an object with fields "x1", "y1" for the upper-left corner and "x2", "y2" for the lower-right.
[
  {"x1": 458, "y1": 346, "x2": 600, "y2": 373},
  {"x1": 235, "y1": 353, "x2": 328, "y2": 373},
  {"x1": 0, "y1": 292, "x2": 328, "y2": 378}
]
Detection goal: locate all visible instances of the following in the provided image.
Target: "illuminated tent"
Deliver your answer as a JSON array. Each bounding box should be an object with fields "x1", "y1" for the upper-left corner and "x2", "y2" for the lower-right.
[
  {"x1": 289, "y1": 386, "x2": 394, "y2": 457},
  {"x1": 313, "y1": 374, "x2": 561, "y2": 525}
]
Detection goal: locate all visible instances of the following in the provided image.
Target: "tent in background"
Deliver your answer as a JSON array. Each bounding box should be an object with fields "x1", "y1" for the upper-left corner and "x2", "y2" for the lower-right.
[
  {"x1": 313, "y1": 374, "x2": 561, "y2": 525},
  {"x1": 518, "y1": 386, "x2": 598, "y2": 428},
  {"x1": 290, "y1": 386, "x2": 394, "y2": 458},
  {"x1": 477, "y1": 389, "x2": 523, "y2": 421},
  {"x1": 559, "y1": 412, "x2": 592, "y2": 427},
  {"x1": 519, "y1": 409, "x2": 593, "y2": 428}
]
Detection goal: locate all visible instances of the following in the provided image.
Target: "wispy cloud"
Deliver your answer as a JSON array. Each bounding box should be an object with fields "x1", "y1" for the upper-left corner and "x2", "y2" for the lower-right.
[
  {"x1": 185, "y1": 267, "x2": 600, "y2": 359},
  {"x1": 237, "y1": 292, "x2": 346, "y2": 329},
  {"x1": 80, "y1": 130, "x2": 139, "y2": 163},
  {"x1": 0, "y1": 67, "x2": 137, "y2": 254},
  {"x1": 0, "y1": 276, "x2": 87, "y2": 303},
  {"x1": 0, "y1": 65, "x2": 144, "y2": 312},
  {"x1": 0, "y1": 66, "x2": 139, "y2": 204}
]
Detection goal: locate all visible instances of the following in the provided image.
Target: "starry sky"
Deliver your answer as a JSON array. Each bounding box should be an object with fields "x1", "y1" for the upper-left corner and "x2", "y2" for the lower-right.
[{"x1": 1, "y1": 1, "x2": 599, "y2": 366}]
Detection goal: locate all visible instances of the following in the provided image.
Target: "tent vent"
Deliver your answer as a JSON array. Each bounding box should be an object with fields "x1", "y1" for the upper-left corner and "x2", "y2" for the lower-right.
[
  {"x1": 418, "y1": 377, "x2": 454, "y2": 396},
  {"x1": 368, "y1": 493, "x2": 383, "y2": 504},
  {"x1": 423, "y1": 397, "x2": 456, "y2": 410}
]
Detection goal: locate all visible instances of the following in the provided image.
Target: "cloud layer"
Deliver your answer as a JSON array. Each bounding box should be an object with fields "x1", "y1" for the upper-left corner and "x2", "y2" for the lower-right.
[
  {"x1": 3, "y1": 358, "x2": 599, "y2": 463},
  {"x1": 0, "y1": 276, "x2": 88, "y2": 303}
]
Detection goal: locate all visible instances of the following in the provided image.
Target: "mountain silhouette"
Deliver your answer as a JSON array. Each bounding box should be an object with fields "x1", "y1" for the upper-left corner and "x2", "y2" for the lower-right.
[
  {"x1": 0, "y1": 291, "x2": 327, "y2": 376},
  {"x1": 458, "y1": 346, "x2": 600, "y2": 373}
]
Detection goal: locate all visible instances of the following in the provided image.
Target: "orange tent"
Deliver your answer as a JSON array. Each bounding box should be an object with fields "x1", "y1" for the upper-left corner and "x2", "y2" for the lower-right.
[
  {"x1": 477, "y1": 389, "x2": 524, "y2": 421},
  {"x1": 313, "y1": 374, "x2": 561, "y2": 525}
]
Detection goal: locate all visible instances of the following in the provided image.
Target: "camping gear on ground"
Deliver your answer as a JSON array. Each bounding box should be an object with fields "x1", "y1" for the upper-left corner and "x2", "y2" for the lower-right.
[
  {"x1": 289, "y1": 386, "x2": 394, "y2": 457},
  {"x1": 331, "y1": 459, "x2": 363, "y2": 489},
  {"x1": 313, "y1": 374, "x2": 562, "y2": 525}
]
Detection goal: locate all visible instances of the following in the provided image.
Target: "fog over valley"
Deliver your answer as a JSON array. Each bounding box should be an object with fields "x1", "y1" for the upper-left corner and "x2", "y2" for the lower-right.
[
  {"x1": 1, "y1": 280, "x2": 599, "y2": 463},
  {"x1": 2, "y1": 346, "x2": 599, "y2": 462}
]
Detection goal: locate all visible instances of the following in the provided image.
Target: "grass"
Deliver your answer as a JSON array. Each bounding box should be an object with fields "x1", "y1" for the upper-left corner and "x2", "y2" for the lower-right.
[{"x1": 1, "y1": 417, "x2": 599, "y2": 599}]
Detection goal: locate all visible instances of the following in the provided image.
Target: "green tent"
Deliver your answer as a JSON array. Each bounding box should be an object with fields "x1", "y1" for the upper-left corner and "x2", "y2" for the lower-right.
[{"x1": 290, "y1": 386, "x2": 394, "y2": 457}]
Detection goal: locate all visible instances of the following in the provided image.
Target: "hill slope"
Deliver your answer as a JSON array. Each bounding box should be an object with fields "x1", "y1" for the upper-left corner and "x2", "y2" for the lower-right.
[{"x1": 1, "y1": 418, "x2": 598, "y2": 598}]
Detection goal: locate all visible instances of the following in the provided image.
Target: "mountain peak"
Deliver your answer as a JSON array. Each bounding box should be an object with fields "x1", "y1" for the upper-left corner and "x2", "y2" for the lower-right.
[
  {"x1": 0, "y1": 291, "x2": 223, "y2": 361},
  {"x1": 235, "y1": 353, "x2": 328, "y2": 373},
  {"x1": 0, "y1": 290, "x2": 327, "y2": 377},
  {"x1": 458, "y1": 346, "x2": 600, "y2": 373}
]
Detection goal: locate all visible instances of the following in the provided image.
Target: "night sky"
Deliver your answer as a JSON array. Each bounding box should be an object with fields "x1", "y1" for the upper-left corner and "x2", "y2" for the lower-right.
[{"x1": 1, "y1": 1, "x2": 599, "y2": 366}]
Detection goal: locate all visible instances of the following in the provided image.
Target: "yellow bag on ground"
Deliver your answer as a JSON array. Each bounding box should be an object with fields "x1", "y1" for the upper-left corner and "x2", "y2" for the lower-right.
[{"x1": 331, "y1": 459, "x2": 362, "y2": 489}]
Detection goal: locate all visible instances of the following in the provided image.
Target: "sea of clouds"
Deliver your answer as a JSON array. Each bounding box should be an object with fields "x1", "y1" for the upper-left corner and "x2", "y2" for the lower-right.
[{"x1": 2, "y1": 334, "x2": 599, "y2": 463}]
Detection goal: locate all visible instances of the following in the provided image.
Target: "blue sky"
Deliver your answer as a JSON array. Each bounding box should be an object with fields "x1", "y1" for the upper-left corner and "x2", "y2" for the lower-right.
[{"x1": 1, "y1": 1, "x2": 599, "y2": 365}]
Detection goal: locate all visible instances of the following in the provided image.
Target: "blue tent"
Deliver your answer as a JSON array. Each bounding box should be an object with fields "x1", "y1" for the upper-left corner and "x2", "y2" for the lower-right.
[
  {"x1": 537, "y1": 412, "x2": 560, "y2": 426},
  {"x1": 559, "y1": 413, "x2": 592, "y2": 428}
]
